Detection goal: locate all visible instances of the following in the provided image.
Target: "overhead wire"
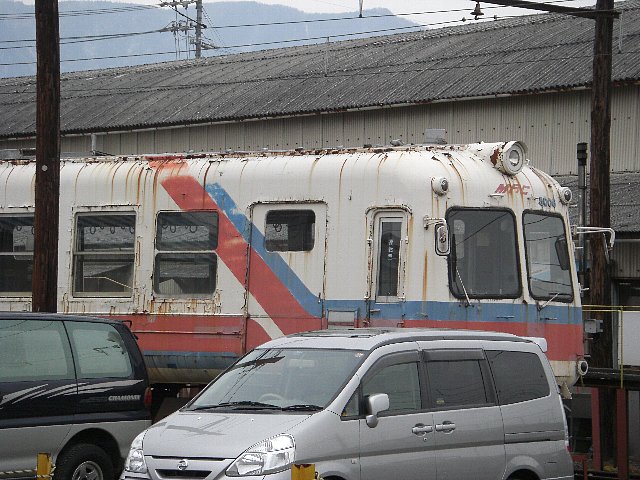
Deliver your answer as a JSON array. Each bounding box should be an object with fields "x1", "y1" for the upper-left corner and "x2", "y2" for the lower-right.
[{"x1": 0, "y1": 0, "x2": 625, "y2": 72}]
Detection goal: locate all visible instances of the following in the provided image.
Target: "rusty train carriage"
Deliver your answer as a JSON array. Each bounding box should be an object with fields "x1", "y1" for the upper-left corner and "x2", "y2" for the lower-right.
[{"x1": 0, "y1": 141, "x2": 584, "y2": 391}]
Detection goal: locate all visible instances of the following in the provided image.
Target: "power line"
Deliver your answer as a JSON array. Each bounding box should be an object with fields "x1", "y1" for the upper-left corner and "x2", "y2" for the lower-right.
[
  {"x1": 0, "y1": 4, "x2": 160, "y2": 21},
  {"x1": 0, "y1": 0, "x2": 630, "y2": 72},
  {"x1": 0, "y1": 0, "x2": 594, "y2": 22},
  {"x1": 0, "y1": 29, "x2": 168, "y2": 50}
]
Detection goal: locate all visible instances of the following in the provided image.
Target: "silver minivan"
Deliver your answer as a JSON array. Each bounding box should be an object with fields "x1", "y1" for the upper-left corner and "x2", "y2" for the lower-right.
[{"x1": 121, "y1": 328, "x2": 573, "y2": 480}]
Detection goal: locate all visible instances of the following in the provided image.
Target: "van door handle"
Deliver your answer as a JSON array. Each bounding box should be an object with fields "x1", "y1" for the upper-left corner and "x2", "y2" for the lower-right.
[
  {"x1": 411, "y1": 423, "x2": 434, "y2": 435},
  {"x1": 435, "y1": 421, "x2": 456, "y2": 433}
]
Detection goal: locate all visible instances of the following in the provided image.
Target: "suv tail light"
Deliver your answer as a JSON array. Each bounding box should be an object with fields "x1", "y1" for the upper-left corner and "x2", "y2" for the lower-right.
[{"x1": 143, "y1": 387, "x2": 153, "y2": 409}]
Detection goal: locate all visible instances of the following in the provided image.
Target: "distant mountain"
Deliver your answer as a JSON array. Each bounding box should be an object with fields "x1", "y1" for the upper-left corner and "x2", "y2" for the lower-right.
[{"x1": 0, "y1": 0, "x2": 421, "y2": 78}]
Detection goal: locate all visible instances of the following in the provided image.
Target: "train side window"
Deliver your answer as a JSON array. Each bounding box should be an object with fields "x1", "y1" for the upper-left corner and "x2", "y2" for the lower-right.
[
  {"x1": 265, "y1": 210, "x2": 315, "y2": 252},
  {"x1": 73, "y1": 213, "x2": 136, "y2": 297},
  {"x1": 0, "y1": 215, "x2": 34, "y2": 295},
  {"x1": 447, "y1": 208, "x2": 520, "y2": 299},
  {"x1": 154, "y1": 211, "x2": 218, "y2": 296}
]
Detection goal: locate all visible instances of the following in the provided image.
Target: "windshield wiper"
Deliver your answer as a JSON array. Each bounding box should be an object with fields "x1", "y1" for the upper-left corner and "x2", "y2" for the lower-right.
[
  {"x1": 189, "y1": 401, "x2": 280, "y2": 411},
  {"x1": 280, "y1": 404, "x2": 323, "y2": 412}
]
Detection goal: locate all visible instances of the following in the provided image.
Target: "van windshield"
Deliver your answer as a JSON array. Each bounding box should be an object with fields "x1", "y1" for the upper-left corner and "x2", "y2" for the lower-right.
[{"x1": 185, "y1": 348, "x2": 365, "y2": 412}]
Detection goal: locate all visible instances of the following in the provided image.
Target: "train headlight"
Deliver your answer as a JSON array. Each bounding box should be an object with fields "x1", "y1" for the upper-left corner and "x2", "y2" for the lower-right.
[
  {"x1": 431, "y1": 176, "x2": 449, "y2": 196},
  {"x1": 493, "y1": 141, "x2": 527, "y2": 176},
  {"x1": 559, "y1": 187, "x2": 573, "y2": 205}
]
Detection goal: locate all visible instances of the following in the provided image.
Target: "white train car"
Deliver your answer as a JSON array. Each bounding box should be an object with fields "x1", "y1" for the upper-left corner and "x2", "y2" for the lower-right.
[{"x1": 0, "y1": 141, "x2": 584, "y2": 390}]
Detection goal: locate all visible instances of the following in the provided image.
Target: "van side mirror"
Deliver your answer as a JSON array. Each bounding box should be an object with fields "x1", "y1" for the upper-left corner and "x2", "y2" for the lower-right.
[{"x1": 365, "y1": 393, "x2": 389, "y2": 428}]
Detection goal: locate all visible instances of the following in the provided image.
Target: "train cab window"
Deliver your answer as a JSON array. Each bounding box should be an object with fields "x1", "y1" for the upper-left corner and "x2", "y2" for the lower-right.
[
  {"x1": 154, "y1": 211, "x2": 218, "y2": 296},
  {"x1": 523, "y1": 212, "x2": 573, "y2": 301},
  {"x1": 265, "y1": 210, "x2": 315, "y2": 252},
  {"x1": 447, "y1": 208, "x2": 520, "y2": 299},
  {"x1": 0, "y1": 215, "x2": 34, "y2": 295},
  {"x1": 73, "y1": 214, "x2": 136, "y2": 296}
]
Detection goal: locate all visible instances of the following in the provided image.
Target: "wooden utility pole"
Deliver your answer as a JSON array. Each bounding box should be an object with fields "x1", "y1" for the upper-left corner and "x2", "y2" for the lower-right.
[
  {"x1": 32, "y1": 0, "x2": 61, "y2": 312},
  {"x1": 589, "y1": 0, "x2": 614, "y2": 368},
  {"x1": 589, "y1": 0, "x2": 615, "y2": 465},
  {"x1": 472, "y1": 0, "x2": 619, "y2": 466}
]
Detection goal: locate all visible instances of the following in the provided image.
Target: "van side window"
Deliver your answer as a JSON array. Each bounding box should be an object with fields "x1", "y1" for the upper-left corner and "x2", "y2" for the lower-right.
[
  {"x1": 265, "y1": 210, "x2": 315, "y2": 252},
  {"x1": 363, "y1": 362, "x2": 421, "y2": 413},
  {"x1": 66, "y1": 322, "x2": 133, "y2": 379},
  {"x1": 0, "y1": 320, "x2": 73, "y2": 381},
  {"x1": 486, "y1": 350, "x2": 549, "y2": 404},
  {"x1": 426, "y1": 360, "x2": 490, "y2": 409},
  {"x1": 447, "y1": 208, "x2": 520, "y2": 299},
  {"x1": 73, "y1": 213, "x2": 136, "y2": 296},
  {"x1": 0, "y1": 215, "x2": 34, "y2": 295},
  {"x1": 154, "y1": 211, "x2": 218, "y2": 295}
]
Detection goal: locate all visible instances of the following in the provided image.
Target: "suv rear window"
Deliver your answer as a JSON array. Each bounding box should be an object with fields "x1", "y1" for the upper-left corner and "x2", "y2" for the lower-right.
[
  {"x1": 486, "y1": 350, "x2": 549, "y2": 404},
  {"x1": 66, "y1": 322, "x2": 133, "y2": 379}
]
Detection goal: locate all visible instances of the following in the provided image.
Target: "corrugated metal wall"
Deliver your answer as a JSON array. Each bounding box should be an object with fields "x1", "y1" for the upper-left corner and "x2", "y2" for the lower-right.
[
  {"x1": 612, "y1": 241, "x2": 640, "y2": 279},
  {"x1": 2, "y1": 85, "x2": 638, "y2": 176}
]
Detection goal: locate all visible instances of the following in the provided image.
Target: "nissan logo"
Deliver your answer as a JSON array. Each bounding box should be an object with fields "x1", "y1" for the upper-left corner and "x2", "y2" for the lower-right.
[{"x1": 177, "y1": 459, "x2": 189, "y2": 471}]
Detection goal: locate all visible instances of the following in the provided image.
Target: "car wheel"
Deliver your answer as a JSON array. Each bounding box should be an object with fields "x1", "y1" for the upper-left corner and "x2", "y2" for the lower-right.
[{"x1": 55, "y1": 444, "x2": 114, "y2": 480}]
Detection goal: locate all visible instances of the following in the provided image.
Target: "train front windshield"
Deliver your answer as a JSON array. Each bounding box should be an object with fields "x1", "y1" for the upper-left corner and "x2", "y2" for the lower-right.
[{"x1": 185, "y1": 348, "x2": 365, "y2": 412}]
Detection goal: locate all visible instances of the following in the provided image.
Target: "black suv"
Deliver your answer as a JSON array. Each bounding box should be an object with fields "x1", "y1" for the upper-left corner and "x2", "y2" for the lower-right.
[{"x1": 0, "y1": 313, "x2": 151, "y2": 480}]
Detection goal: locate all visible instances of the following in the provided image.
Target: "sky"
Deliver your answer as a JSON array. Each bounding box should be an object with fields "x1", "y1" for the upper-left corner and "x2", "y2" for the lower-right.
[{"x1": 69, "y1": 0, "x2": 600, "y2": 27}]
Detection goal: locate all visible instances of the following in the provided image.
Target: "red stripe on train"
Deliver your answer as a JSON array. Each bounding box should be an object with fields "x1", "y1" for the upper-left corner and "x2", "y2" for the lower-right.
[
  {"x1": 160, "y1": 176, "x2": 310, "y2": 322},
  {"x1": 404, "y1": 319, "x2": 583, "y2": 361}
]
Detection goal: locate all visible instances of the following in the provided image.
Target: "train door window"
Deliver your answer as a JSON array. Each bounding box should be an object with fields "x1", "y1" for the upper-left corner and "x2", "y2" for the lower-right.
[
  {"x1": 523, "y1": 212, "x2": 573, "y2": 302},
  {"x1": 372, "y1": 212, "x2": 407, "y2": 302},
  {"x1": 154, "y1": 211, "x2": 218, "y2": 296},
  {"x1": 73, "y1": 213, "x2": 136, "y2": 296},
  {"x1": 0, "y1": 215, "x2": 34, "y2": 295},
  {"x1": 446, "y1": 208, "x2": 520, "y2": 299},
  {"x1": 265, "y1": 210, "x2": 315, "y2": 252}
]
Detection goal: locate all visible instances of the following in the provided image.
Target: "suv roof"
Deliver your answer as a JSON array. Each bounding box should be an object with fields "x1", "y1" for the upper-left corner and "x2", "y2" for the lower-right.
[
  {"x1": 258, "y1": 328, "x2": 530, "y2": 351},
  {"x1": 0, "y1": 312, "x2": 120, "y2": 325}
]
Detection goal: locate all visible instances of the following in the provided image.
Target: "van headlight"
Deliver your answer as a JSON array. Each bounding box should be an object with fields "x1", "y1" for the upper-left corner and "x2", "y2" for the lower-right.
[
  {"x1": 226, "y1": 434, "x2": 295, "y2": 477},
  {"x1": 124, "y1": 430, "x2": 148, "y2": 474}
]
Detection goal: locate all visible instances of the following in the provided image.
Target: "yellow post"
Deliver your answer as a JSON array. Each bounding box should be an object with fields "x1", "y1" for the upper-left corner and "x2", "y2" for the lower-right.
[
  {"x1": 36, "y1": 453, "x2": 53, "y2": 480},
  {"x1": 291, "y1": 464, "x2": 315, "y2": 480}
]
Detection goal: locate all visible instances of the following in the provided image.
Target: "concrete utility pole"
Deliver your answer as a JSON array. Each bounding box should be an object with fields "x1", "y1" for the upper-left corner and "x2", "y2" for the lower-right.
[
  {"x1": 160, "y1": 0, "x2": 206, "y2": 58},
  {"x1": 33, "y1": 0, "x2": 61, "y2": 313},
  {"x1": 195, "y1": 0, "x2": 203, "y2": 59}
]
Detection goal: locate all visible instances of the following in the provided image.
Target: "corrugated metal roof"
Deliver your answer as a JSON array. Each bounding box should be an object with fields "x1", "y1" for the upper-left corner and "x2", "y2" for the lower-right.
[
  {"x1": 556, "y1": 172, "x2": 640, "y2": 233},
  {"x1": 2, "y1": 0, "x2": 640, "y2": 137}
]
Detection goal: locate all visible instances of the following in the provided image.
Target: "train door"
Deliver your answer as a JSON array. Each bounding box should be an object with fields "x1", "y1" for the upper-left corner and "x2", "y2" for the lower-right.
[
  {"x1": 246, "y1": 203, "x2": 327, "y2": 345},
  {"x1": 367, "y1": 209, "x2": 409, "y2": 325}
]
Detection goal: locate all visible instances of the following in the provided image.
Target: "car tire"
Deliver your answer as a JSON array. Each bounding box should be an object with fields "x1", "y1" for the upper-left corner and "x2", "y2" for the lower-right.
[{"x1": 55, "y1": 444, "x2": 114, "y2": 480}]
